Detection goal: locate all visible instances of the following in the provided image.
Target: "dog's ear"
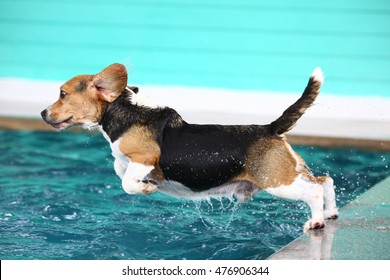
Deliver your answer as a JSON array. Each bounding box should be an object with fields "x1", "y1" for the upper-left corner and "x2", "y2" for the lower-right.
[
  {"x1": 128, "y1": 86, "x2": 139, "y2": 94},
  {"x1": 93, "y1": 63, "x2": 128, "y2": 103}
]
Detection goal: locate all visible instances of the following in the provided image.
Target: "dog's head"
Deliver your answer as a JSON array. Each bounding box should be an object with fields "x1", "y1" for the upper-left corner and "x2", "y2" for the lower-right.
[{"x1": 41, "y1": 63, "x2": 128, "y2": 130}]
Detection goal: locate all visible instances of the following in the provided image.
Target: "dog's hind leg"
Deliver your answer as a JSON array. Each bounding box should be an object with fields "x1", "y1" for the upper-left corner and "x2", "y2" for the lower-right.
[
  {"x1": 317, "y1": 176, "x2": 339, "y2": 220},
  {"x1": 264, "y1": 175, "x2": 325, "y2": 232}
]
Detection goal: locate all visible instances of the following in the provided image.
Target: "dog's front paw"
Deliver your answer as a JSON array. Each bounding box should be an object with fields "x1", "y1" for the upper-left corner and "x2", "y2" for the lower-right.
[
  {"x1": 304, "y1": 218, "x2": 325, "y2": 232},
  {"x1": 122, "y1": 178, "x2": 159, "y2": 195},
  {"x1": 141, "y1": 179, "x2": 159, "y2": 194}
]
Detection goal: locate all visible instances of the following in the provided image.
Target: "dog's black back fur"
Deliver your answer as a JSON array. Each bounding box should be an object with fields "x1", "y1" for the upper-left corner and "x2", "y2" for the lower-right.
[{"x1": 159, "y1": 124, "x2": 269, "y2": 191}]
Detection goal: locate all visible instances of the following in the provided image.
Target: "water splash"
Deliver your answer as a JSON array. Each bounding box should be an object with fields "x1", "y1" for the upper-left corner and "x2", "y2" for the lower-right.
[{"x1": 189, "y1": 195, "x2": 245, "y2": 230}]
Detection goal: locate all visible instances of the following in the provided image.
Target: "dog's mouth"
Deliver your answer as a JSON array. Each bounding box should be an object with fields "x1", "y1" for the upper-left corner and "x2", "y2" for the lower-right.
[{"x1": 47, "y1": 116, "x2": 74, "y2": 130}]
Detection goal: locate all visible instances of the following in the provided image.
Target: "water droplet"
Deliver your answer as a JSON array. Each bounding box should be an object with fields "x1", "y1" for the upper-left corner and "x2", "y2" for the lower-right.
[{"x1": 64, "y1": 212, "x2": 77, "y2": 220}]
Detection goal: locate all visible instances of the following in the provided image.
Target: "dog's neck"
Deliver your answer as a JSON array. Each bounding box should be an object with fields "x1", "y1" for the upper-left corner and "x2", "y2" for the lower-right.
[
  {"x1": 99, "y1": 90, "x2": 140, "y2": 142},
  {"x1": 99, "y1": 89, "x2": 185, "y2": 143}
]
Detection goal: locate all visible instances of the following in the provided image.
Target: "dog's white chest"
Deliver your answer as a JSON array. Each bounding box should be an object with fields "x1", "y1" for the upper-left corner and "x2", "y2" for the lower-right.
[{"x1": 101, "y1": 129, "x2": 128, "y2": 165}]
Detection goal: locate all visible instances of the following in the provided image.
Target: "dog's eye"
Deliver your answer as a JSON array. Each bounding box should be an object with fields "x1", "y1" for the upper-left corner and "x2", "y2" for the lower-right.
[{"x1": 60, "y1": 91, "x2": 66, "y2": 99}]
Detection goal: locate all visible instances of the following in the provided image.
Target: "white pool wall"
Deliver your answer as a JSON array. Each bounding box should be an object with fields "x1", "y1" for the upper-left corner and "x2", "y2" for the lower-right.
[{"x1": 1, "y1": 78, "x2": 389, "y2": 141}]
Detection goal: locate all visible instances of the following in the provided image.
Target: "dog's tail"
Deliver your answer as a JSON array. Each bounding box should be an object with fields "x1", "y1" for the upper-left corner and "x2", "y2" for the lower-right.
[{"x1": 268, "y1": 67, "x2": 324, "y2": 135}]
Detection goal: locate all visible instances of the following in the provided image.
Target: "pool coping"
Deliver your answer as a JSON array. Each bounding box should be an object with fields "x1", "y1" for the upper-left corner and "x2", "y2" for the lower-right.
[{"x1": 267, "y1": 176, "x2": 390, "y2": 260}]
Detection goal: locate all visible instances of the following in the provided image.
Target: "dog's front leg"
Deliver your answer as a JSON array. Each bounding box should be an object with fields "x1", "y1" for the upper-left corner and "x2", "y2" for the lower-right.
[
  {"x1": 114, "y1": 158, "x2": 127, "y2": 179},
  {"x1": 121, "y1": 161, "x2": 159, "y2": 195}
]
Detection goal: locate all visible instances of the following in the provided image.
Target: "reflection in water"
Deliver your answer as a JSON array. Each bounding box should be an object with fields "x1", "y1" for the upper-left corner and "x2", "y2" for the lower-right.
[{"x1": 269, "y1": 220, "x2": 338, "y2": 260}]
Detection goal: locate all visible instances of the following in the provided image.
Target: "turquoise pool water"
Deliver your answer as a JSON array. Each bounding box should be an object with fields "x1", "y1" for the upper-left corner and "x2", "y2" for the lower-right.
[{"x1": 0, "y1": 130, "x2": 389, "y2": 260}]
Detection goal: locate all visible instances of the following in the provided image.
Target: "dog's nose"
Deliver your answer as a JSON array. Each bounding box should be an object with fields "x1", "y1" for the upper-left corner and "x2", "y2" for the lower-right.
[{"x1": 41, "y1": 109, "x2": 47, "y2": 119}]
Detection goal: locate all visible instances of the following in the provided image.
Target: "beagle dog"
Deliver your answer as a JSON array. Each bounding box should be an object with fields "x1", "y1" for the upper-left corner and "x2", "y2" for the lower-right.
[{"x1": 41, "y1": 63, "x2": 338, "y2": 231}]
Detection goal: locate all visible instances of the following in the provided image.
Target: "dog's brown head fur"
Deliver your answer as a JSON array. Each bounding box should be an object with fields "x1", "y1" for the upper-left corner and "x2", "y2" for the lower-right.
[{"x1": 41, "y1": 63, "x2": 128, "y2": 130}]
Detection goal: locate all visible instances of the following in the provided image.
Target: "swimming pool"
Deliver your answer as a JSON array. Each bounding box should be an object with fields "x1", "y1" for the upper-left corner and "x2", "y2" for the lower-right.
[{"x1": 0, "y1": 130, "x2": 389, "y2": 260}]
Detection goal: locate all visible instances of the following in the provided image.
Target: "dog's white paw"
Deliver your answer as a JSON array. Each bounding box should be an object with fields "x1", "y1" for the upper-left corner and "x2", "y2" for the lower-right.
[
  {"x1": 304, "y1": 218, "x2": 325, "y2": 232},
  {"x1": 324, "y1": 208, "x2": 339, "y2": 220},
  {"x1": 141, "y1": 180, "x2": 159, "y2": 194},
  {"x1": 122, "y1": 178, "x2": 159, "y2": 195}
]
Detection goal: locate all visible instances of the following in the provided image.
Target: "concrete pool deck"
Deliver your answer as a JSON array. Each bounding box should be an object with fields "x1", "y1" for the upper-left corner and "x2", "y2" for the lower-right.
[{"x1": 268, "y1": 176, "x2": 390, "y2": 260}]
